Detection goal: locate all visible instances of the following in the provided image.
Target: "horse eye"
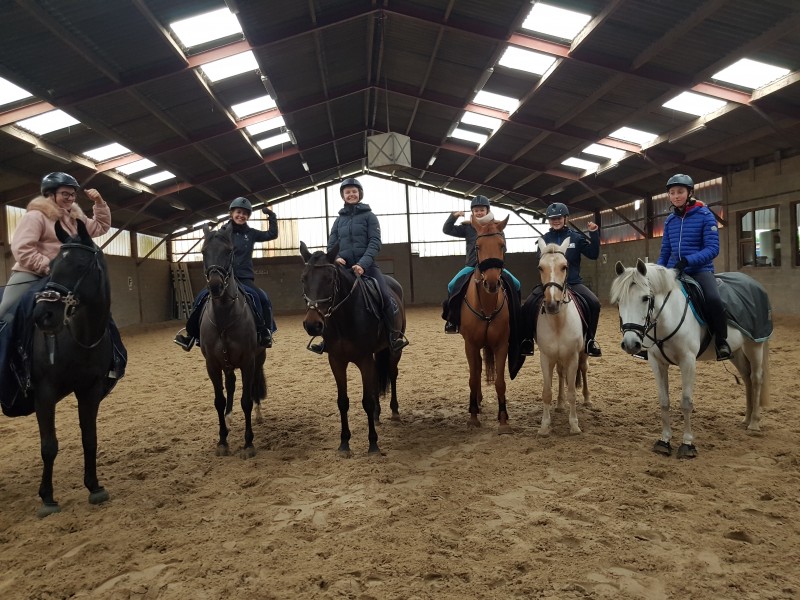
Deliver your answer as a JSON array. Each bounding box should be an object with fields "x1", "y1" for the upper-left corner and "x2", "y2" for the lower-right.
[{"x1": 641, "y1": 296, "x2": 649, "y2": 303}]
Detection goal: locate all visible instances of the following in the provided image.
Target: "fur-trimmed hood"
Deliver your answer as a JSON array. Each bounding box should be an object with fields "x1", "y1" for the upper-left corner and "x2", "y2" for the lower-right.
[
  {"x1": 460, "y1": 210, "x2": 495, "y2": 226},
  {"x1": 25, "y1": 195, "x2": 88, "y2": 223}
]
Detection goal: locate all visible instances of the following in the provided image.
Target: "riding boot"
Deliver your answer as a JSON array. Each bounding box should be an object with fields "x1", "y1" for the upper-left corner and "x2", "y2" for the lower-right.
[
  {"x1": 257, "y1": 325, "x2": 273, "y2": 348},
  {"x1": 173, "y1": 328, "x2": 196, "y2": 352},
  {"x1": 444, "y1": 321, "x2": 459, "y2": 334},
  {"x1": 308, "y1": 339, "x2": 325, "y2": 354},
  {"x1": 715, "y1": 338, "x2": 732, "y2": 361},
  {"x1": 384, "y1": 302, "x2": 408, "y2": 353},
  {"x1": 586, "y1": 338, "x2": 602, "y2": 357}
]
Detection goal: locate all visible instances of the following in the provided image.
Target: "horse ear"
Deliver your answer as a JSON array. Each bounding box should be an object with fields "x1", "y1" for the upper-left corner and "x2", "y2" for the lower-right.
[
  {"x1": 326, "y1": 244, "x2": 339, "y2": 264},
  {"x1": 76, "y1": 219, "x2": 91, "y2": 245},
  {"x1": 636, "y1": 259, "x2": 647, "y2": 275},
  {"x1": 300, "y1": 241, "x2": 311, "y2": 262},
  {"x1": 496, "y1": 215, "x2": 510, "y2": 231},
  {"x1": 537, "y1": 237, "x2": 547, "y2": 254},
  {"x1": 54, "y1": 221, "x2": 70, "y2": 244},
  {"x1": 203, "y1": 223, "x2": 213, "y2": 238},
  {"x1": 615, "y1": 261, "x2": 625, "y2": 275},
  {"x1": 558, "y1": 237, "x2": 570, "y2": 254}
]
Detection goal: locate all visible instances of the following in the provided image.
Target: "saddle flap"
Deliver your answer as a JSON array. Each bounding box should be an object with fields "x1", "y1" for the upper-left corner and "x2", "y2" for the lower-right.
[{"x1": 359, "y1": 276, "x2": 383, "y2": 320}]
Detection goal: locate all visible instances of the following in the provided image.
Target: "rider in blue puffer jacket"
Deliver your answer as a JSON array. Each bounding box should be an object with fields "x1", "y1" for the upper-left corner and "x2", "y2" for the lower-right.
[{"x1": 657, "y1": 174, "x2": 731, "y2": 361}]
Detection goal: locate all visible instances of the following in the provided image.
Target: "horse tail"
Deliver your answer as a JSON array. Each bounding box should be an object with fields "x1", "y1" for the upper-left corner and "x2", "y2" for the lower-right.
[
  {"x1": 376, "y1": 349, "x2": 391, "y2": 396},
  {"x1": 759, "y1": 339, "x2": 770, "y2": 408},
  {"x1": 483, "y1": 348, "x2": 496, "y2": 384}
]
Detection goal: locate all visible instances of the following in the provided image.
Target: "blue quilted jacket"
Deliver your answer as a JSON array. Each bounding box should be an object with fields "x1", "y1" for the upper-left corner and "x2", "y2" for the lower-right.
[
  {"x1": 656, "y1": 202, "x2": 719, "y2": 274},
  {"x1": 327, "y1": 202, "x2": 382, "y2": 270}
]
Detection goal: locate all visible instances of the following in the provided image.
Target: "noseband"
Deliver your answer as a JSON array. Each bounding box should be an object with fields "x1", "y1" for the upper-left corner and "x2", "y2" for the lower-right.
[
  {"x1": 34, "y1": 242, "x2": 106, "y2": 349},
  {"x1": 475, "y1": 231, "x2": 506, "y2": 290},
  {"x1": 303, "y1": 263, "x2": 359, "y2": 319}
]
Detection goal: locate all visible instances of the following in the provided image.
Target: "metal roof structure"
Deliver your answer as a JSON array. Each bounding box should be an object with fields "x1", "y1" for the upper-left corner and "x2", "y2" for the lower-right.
[{"x1": 1, "y1": 0, "x2": 799, "y2": 238}]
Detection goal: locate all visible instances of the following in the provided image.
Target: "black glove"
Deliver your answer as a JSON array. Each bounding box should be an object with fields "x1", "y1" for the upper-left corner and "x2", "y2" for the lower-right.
[
  {"x1": 263, "y1": 206, "x2": 274, "y2": 216},
  {"x1": 674, "y1": 258, "x2": 688, "y2": 272}
]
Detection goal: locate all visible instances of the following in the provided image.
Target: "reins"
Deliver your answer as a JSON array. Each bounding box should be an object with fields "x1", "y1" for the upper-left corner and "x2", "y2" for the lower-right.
[{"x1": 303, "y1": 263, "x2": 360, "y2": 319}]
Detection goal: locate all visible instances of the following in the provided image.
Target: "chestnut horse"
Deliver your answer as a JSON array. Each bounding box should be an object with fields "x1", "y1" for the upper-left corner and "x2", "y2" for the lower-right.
[{"x1": 459, "y1": 215, "x2": 512, "y2": 433}]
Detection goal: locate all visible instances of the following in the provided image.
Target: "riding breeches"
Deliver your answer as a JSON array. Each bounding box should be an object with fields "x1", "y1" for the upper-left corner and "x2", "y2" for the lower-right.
[
  {"x1": 692, "y1": 271, "x2": 727, "y2": 341},
  {"x1": 0, "y1": 271, "x2": 42, "y2": 321}
]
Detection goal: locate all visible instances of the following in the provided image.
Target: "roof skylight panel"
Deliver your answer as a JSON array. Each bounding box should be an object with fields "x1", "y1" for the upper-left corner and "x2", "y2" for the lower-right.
[
  {"x1": 583, "y1": 143, "x2": 626, "y2": 162},
  {"x1": 199, "y1": 51, "x2": 259, "y2": 82},
  {"x1": 256, "y1": 132, "x2": 292, "y2": 150},
  {"x1": 498, "y1": 47, "x2": 557, "y2": 75},
  {"x1": 16, "y1": 109, "x2": 80, "y2": 135},
  {"x1": 83, "y1": 143, "x2": 131, "y2": 162},
  {"x1": 450, "y1": 128, "x2": 489, "y2": 146},
  {"x1": 662, "y1": 91, "x2": 726, "y2": 117},
  {"x1": 245, "y1": 116, "x2": 285, "y2": 136},
  {"x1": 231, "y1": 95, "x2": 277, "y2": 119},
  {"x1": 460, "y1": 111, "x2": 502, "y2": 134},
  {"x1": 116, "y1": 158, "x2": 156, "y2": 175},
  {"x1": 607, "y1": 127, "x2": 658, "y2": 146},
  {"x1": 521, "y1": 3, "x2": 592, "y2": 42},
  {"x1": 473, "y1": 90, "x2": 519, "y2": 114},
  {"x1": 562, "y1": 157, "x2": 600, "y2": 173},
  {"x1": 0, "y1": 77, "x2": 32, "y2": 106},
  {"x1": 140, "y1": 171, "x2": 175, "y2": 185},
  {"x1": 711, "y1": 58, "x2": 791, "y2": 90},
  {"x1": 170, "y1": 8, "x2": 242, "y2": 49}
]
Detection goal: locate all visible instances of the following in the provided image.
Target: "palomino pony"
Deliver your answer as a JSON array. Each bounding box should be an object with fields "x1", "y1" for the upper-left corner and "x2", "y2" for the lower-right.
[
  {"x1": 300, "y1": 242, "x2": 405, "y2": 456},
  {"x1": 30, "y1": 220, "x2": 115, "y2": 517},
  {"x1": 535, "y1": 238, "x2": 590, "y2": 436},
  {"x1": 459, "y1": 215, "x2": 512, "y2": 433},
  {"x1": 611, "y1": 260, "x2": 771, "y2": 458},
  {"x1": 199, "y1": 224, "x2": 267, "y2": 458}
]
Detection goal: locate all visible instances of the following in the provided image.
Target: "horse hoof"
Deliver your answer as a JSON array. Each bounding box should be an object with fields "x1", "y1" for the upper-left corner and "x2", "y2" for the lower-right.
[
  {"x1": 467, "y1": 419, "x2": 481, "y2": 429},
  {"x1": 216, "y1": 444, "x2": 230, "y2": 457},
  {"x1": 652, "y1": 440, "x2": 672, "y2": 456},
  {"x1": 390, "y1": 412, "x2": 401, "y2": 422},
  {"x1": 569, "y1": 427, "x2": 582, "y2": 435},
  {"x1": 37, "y1": 503, "x2": 61, "y2": 519},
  {"x1": 677, "y1": 443, "x2": 698, "y2": 459},
  {"x1": 89, "y1": 488, "x2": 110, "y2": 505},
  {"x1": 367, "y1": 445, "x2": 382, "y2": 456},
  {"x1": 498, "y1": 423, "x2": 512, "y2": 435},
  {"x1": 537, "y1": 428, "x2": 551, "y2": 437},
  {"x1": 239, "y1": 446, "x2": 256, "y2": 460},
  {"x1": 337, "y1": 448, "x2": 353, "y2": 459}
]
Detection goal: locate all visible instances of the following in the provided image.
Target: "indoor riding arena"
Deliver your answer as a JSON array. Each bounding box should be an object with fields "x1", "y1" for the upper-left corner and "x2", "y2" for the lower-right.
[{"x1": 1, "y1": 1, "x2": 799, "y2": 599}]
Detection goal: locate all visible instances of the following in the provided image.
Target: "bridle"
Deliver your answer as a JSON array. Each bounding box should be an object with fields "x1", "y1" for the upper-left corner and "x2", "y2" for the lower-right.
[
  {"x1": 34, "y1": 242, "x2": 107, "y2": 349},
  {"x1": 464, "y1": 231, "x2": 507, "y2": 323},
  {"x1": 204, "y1": 244, "x2": 235, "y2": 297},
  {"x1": 302, "y1": 263, "x2": 359, "y2": 319},
  {"x1": 540, "y1": 249, "x2": 572, "y2": 312},
  {"x1": 619, "y1": 287, "x2": 689, "y2": 365}
]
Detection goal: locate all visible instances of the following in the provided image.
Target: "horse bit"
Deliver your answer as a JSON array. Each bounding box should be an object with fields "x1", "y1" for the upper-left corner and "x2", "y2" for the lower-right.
[{"x1": 34, "y1": 242, "x2": 106, "y2": 352}]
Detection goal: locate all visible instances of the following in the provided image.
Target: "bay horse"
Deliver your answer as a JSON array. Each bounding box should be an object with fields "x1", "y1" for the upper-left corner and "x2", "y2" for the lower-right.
[
  {"x1": 30, "y1": 220, "x2": 114, "y2": 517},
  {"x1": 300, "y1": 242, "x2": 404, "y2": 456},
  {"x1": 460, "y1": 215, "x2": 512, "y2": 433},
  {"x1": 535, "y1": 238, "x2": 590, "y2": 436},
  {"x1": 199, "y1": 224, "x2": 267, "y2": 459},
  {"x1": 611, "y1": 260, "x2": 771, "y2": 458}
]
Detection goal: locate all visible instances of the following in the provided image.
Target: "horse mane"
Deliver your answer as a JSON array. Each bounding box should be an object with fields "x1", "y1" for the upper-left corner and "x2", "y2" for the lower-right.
[{"x1": 610, "y1": 262, "x2": 676, "y2": 304}]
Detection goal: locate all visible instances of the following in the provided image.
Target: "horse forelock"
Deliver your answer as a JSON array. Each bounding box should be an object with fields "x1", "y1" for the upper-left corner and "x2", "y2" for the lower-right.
[{"x1": 610, "y1": 263, "x2": 675, "y2": 304}]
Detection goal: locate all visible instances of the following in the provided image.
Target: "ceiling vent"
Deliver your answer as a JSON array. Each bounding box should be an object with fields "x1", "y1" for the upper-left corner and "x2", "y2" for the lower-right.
[{"x1": 367, "y1": 132, "x2": 411, "y2": 171}]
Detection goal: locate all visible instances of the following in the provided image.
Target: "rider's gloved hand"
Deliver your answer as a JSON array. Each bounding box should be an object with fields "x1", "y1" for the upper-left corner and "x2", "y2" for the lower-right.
[{"x1": 674, "y1": 258, "x2": 688, "y2": 272}]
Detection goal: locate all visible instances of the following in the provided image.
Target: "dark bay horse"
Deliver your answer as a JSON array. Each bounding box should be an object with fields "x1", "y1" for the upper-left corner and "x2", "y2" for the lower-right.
[
  {"x1": 199, "y1": 225, "x2": 267, "y2": 458},
  {"x1": 460, "y1": 215, "x2": 512, "y2": 433},
  {"x1": 300, "y1": 242, "x2": 405, "y2": 456},
  {"x1": 30, "y1": 220, "x2": 114, "y2": 517}
]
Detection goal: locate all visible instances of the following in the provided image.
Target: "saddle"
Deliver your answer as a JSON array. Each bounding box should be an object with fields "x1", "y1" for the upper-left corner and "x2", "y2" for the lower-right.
[
  {"x1": 358, "y1": 275, "x2": 385, "y2": 321},
  {"x1": 679, "y1": 272, "x2": 773, "y2": 342},
  {"x1": 0, "y1": 279, "x2": 127, "y2": 417}
]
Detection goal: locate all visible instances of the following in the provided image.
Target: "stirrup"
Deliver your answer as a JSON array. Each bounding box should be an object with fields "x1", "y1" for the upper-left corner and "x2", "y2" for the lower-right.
[
  {"x1": 258, "y1": 330, "x2": 273, "y2": 348},
  {"x1": 307, "y1": 338, "x2": 325, "y2": 354},
  {"x1": 715, "y1": 341, "x2": 732, "y2": 361},
  {"x1": 390, "y1": 332, "x2": 409, "y2": 353},
  {"x1": 444, "y1": 322, "x2": 459, "y2": 334},
  {"x1": 519, "y1": 339, "x2": 534, "y2": 356},
  {"x1": 586, "y1": 339, "x2": 602, "y2": 357},
  {"x1": 174, "y1": 331, "x2": 195, "y2": 352}
]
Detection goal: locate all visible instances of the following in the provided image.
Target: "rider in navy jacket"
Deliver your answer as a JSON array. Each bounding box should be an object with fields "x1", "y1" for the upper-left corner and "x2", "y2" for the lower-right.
[
  {"x1": 519, "y1": 202, "x2": 602, "y2": 358},
  {"x1": 657, "y1": 174, "x2": 731, "y2": 360}
]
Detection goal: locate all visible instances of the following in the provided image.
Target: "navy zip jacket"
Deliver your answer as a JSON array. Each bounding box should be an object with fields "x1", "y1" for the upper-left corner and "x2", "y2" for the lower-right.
[
  {"x1": 442, "y1": 213, "x2": 479, "y2": 267},
  {"x1": 656, "y1": 201, "x2": 719, "y2": 274},
  {"x1": 221, "y1": 210, "x2": 278, "y2": 281},
  {"x1": 541, "y1": 227, "x2": 600, "y2": 286},
  {"x1": 328, "y1": 202, "x2": 382, "y2": 270}
]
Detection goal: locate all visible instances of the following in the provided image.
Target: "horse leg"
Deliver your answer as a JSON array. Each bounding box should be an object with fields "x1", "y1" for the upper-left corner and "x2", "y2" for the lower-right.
[
  {"x1": 676, "y1": 359, "x2": 698, "y2": 459},
  {"x1": 254, "y1": 349, "x2": 267, "y2": 425},
  {"x1": 389, "y1": 353, "x2": 401, "y2": 421},
  {"x1": 650, "y1": 359, "x2": 674, "y2": 456},
  {"x1": 207, "y1": 365, "x2": 229, "y2": 456},
  {"x1": 565, "y1": 358, "x2": 581, "y2": 435},
  {"x1": 224, "y1": 370, "x2": 236, "y2": 430},
  {"x1": 76, "y1": 384, "x2": 110, "y2": 507},
  {"x1": 495, "y1": 347, "x2": 511, "y2": 435},
  {"x1": 35, "y1": 397, "x2": 61, "y2": 518},
  {"x1": 238, "y1": 359, "x2": 256, "y2": 459},
  {"x1": 356, "y1": 356, "x2": 381, "y2": 455},
  {"x1": 465, "y1": 344, "x2": 483, "y2": 428},
  {"x1": 555, "y1": 363, "x2": 566, "y2": 411},
  {"x1": 538, "y1": 354, "x2": 554, "y2": 436},
  {"x1": 329, "y1": 356, "x2": 352, "y2": 457},
  {"x1": 579, "y1": 353, "x2": 591, "y2": 408}
]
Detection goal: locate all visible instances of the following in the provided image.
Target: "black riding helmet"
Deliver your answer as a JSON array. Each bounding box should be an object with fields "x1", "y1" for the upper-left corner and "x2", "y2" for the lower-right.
[
  {"x1": 470, "y1": 195, "x2": 491, "y2": 209},
  {"x1": 666, "y1": 173, "x2": 694, "y2": 194},
  {"x1": 340, "y1": 177, "x2": 363, "y2": 200},
  {"x1": 41, "y1": 172, "x2": 79, "y2": 197},
  {"x1": 229, "y1": 197, "x2": 252, "y2": 215},
  {"x1": 545, "y1": 202, "x2": 569, "y2": 219}
]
